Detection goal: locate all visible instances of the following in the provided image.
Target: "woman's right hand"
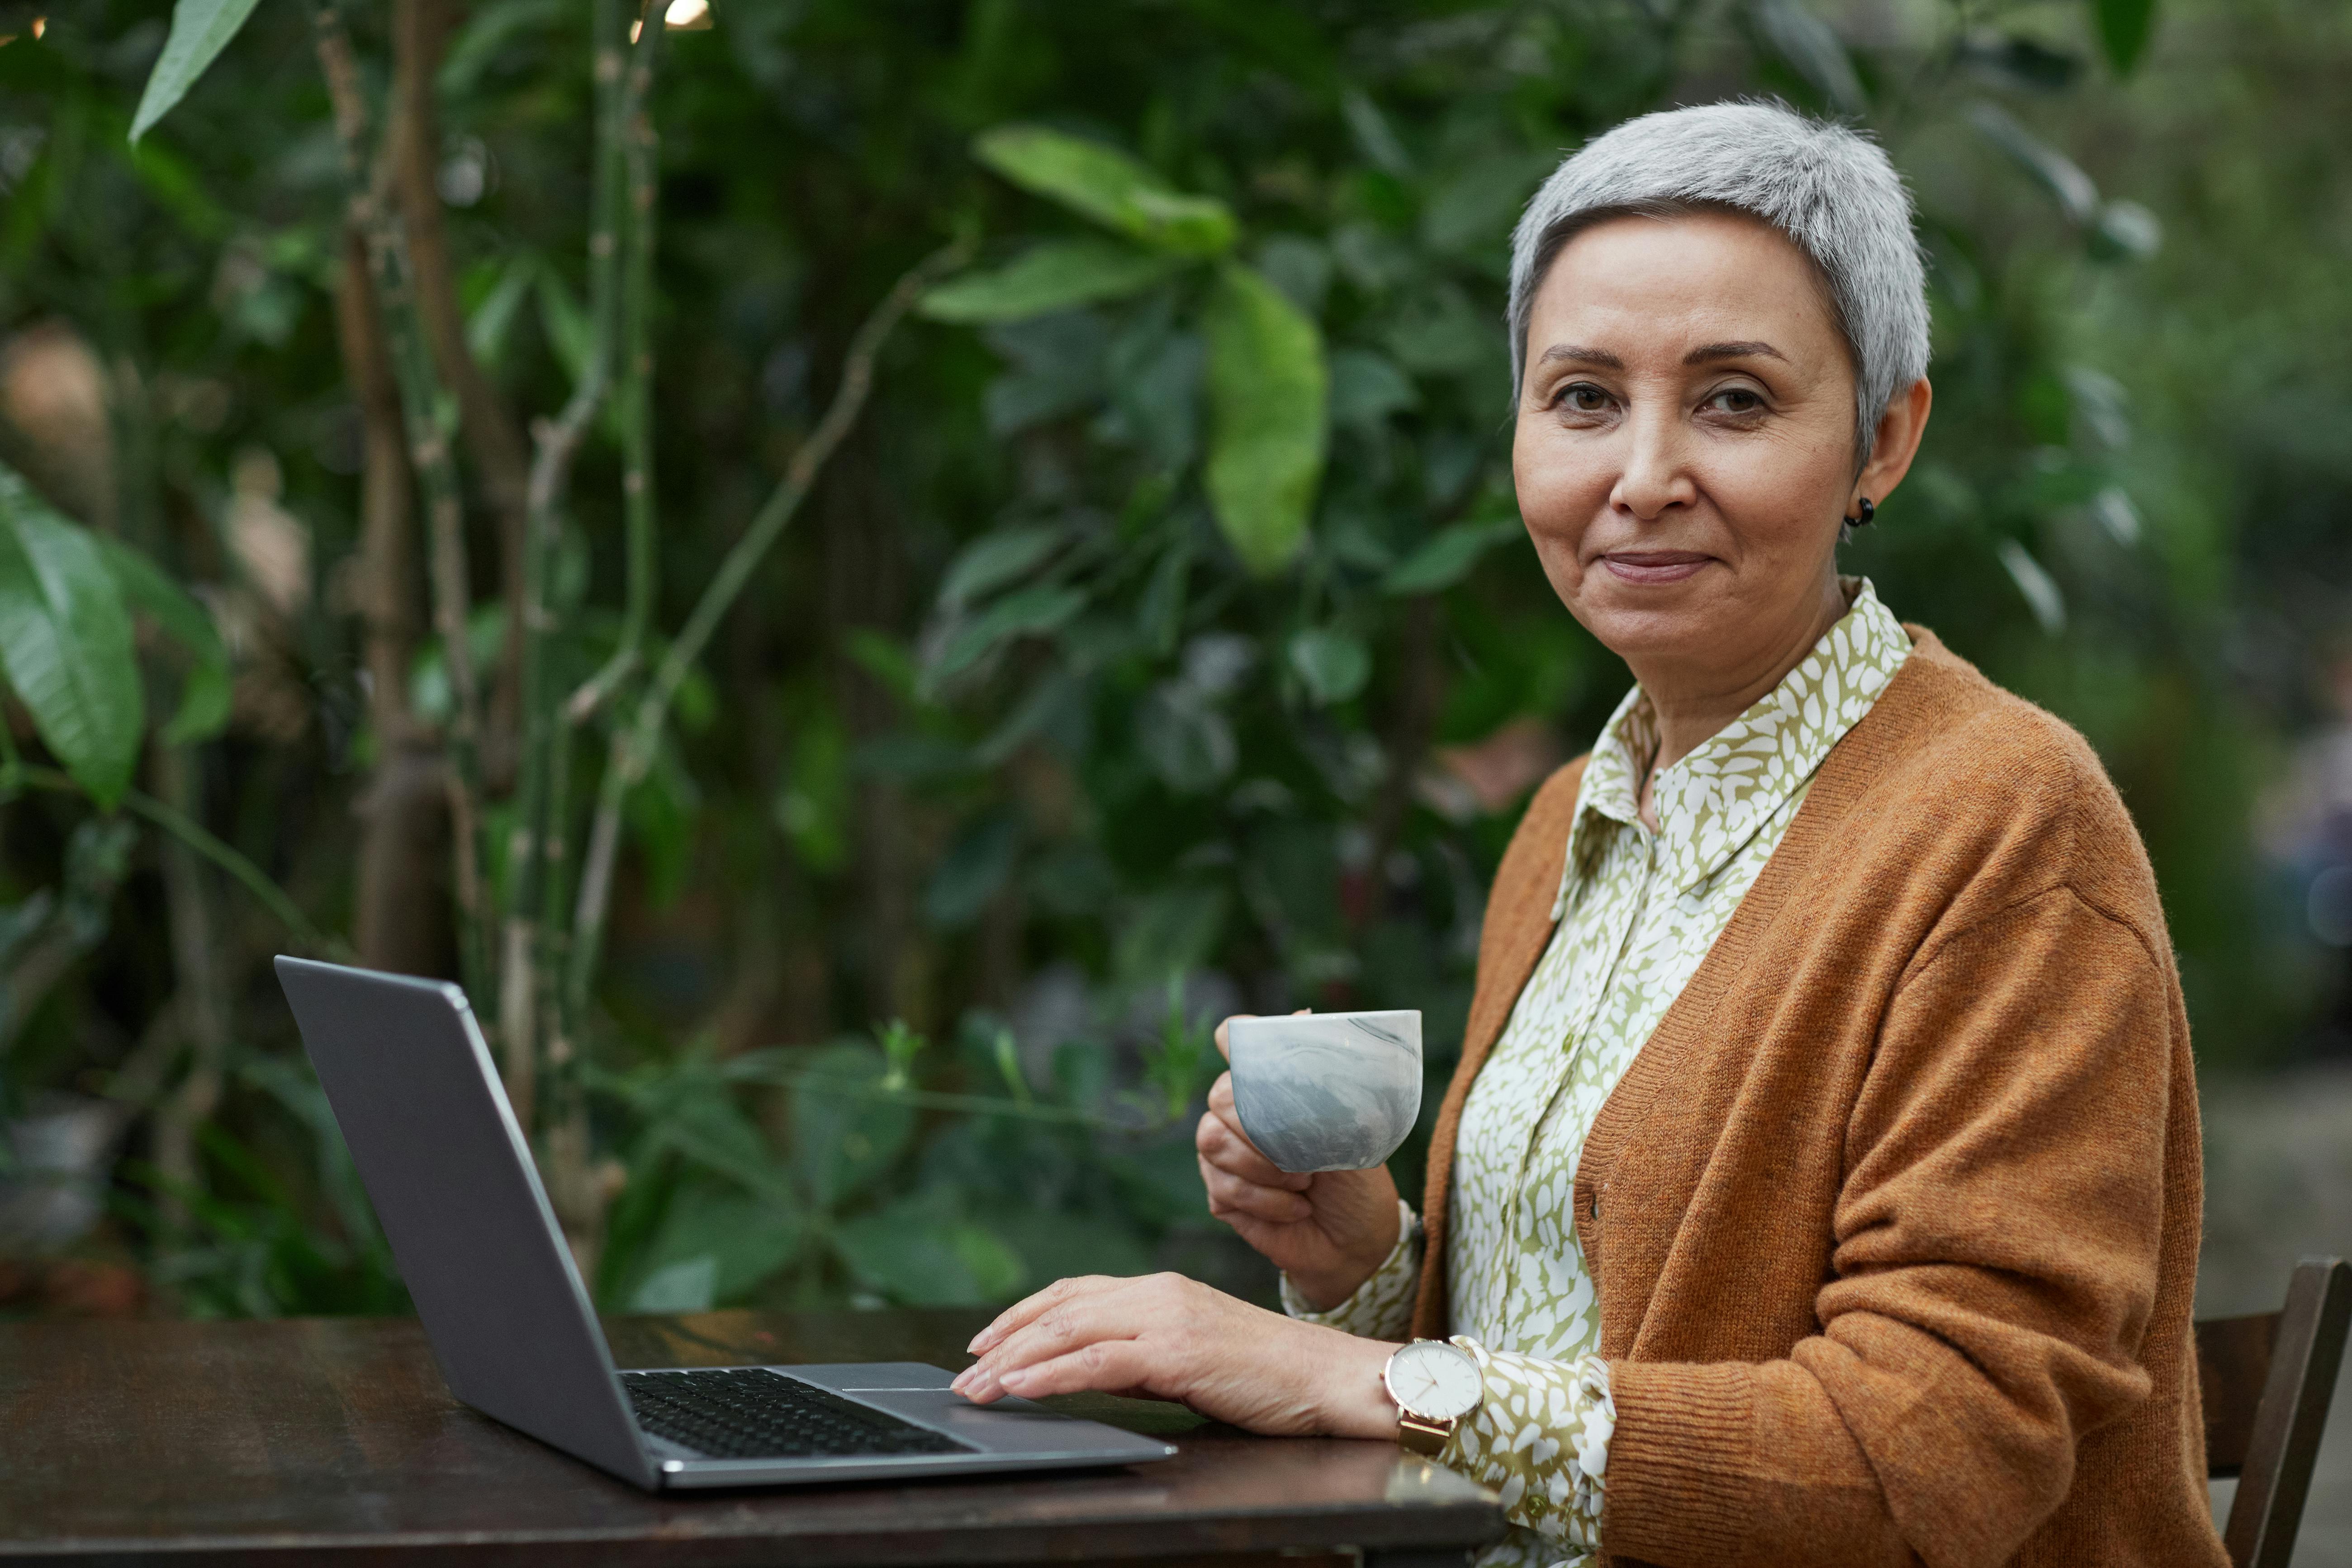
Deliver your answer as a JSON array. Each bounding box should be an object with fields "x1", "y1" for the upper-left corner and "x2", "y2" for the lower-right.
[{"x1": 1196, "y1": 1013, "x2": 1402, "y2": 1312}]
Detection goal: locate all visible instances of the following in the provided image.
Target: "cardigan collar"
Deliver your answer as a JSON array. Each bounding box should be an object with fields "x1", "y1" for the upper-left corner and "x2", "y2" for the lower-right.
[{"x1": 1554, "y1": 577, "x2": 1911, "y2": 913}]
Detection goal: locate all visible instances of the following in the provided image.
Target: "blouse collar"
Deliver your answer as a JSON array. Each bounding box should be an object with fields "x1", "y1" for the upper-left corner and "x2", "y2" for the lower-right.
[{"x1": 1554, "y1": 578, "x2": 1912, "y2": 915}]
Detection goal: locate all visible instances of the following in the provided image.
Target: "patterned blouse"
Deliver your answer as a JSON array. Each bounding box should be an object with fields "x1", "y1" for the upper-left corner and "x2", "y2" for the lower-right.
[{"x1": 1284, "y1": 579, "x2": 1912, "y2": 1568}]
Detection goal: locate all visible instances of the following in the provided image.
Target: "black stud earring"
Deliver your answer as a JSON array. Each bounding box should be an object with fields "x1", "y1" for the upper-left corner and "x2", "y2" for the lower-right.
[{"x1": 1844, "y1": 497, "x2": 1876, "y2": 528}]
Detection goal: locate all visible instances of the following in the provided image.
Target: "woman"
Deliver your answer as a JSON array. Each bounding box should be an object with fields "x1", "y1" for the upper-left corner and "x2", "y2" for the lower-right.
[{"x1": 952, "y1": 103, "x2": 2227, "y2": 1568}]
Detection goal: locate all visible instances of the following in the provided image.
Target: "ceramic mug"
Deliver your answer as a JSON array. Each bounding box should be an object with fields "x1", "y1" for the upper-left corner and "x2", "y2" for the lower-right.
[{"x1": 1226, "y1": 1009, "x2": 1422, "y2": 1174}]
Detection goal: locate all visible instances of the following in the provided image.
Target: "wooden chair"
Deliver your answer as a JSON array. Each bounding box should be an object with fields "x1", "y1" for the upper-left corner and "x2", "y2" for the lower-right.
[{"x1": 2198, "y1": 1256, "x2": 2352, "y2": 1568}]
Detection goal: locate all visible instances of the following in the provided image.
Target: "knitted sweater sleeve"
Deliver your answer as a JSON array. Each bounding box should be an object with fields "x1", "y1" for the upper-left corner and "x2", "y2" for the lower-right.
[{"x1": 1600, "y1": 885, "x2": 2175, "y2": 1568}]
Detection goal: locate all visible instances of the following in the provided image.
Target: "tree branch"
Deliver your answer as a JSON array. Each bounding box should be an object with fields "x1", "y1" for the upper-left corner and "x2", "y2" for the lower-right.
[
  {"x1": 564, "y1": 237, "x2": 973, "y2": 1015},
  {"x1": 6, "y1": 764, "x2": 346, "y2": 958},
  {"x1": 392, "y1": 0, "x2": 536, "y2": 786},
  {"x1": 500, "y1": 0, "x2": 635, "y2": 1129},
  {"x1": 565, "y1": 10, "x2": 665, "y2": 726}
]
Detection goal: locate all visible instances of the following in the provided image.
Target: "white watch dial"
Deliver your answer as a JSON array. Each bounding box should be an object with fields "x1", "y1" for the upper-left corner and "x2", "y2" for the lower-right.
[{"x1": 1386, "y1": 1340, "x2": 1483, "y2": 1421}]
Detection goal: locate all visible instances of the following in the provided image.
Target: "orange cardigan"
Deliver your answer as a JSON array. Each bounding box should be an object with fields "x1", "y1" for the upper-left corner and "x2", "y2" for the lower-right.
[{"x1": 1411, "y1": 630, "x2": 2227, "y2": 1568}]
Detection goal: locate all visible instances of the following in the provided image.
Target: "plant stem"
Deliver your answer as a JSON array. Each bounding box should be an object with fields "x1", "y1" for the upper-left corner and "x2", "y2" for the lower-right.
[
  {"x1": 503, "y1": 0, "x2": 635, "y2": 1130},
  {"x1": 313, "y1": 0, "x2": 490, "y2": 1000},
  {"x1": 563, "y1": 237, "x2": 974, "y2": 1018},
  {"x1": 151, "y1": 743, "x2": 230, "y2": 1240},
  {"x1": 567, "y1": 10, "x2": 665, "y2": 726},
  {"x1": 392, "y1": 0, "x2": 536, "y2": 784},
  {"x1": 6, "y1": 765, "x2": 346, "y2": 959}
]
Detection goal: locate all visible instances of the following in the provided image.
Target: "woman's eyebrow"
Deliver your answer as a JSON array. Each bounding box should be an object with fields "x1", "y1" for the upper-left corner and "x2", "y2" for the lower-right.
[
  {"x1": 1684, "y1": 340, "x2": 1788, "y2": 365},
  {"x1": 1536, "y1": 343, "x2": 1625, "y2": 369}
]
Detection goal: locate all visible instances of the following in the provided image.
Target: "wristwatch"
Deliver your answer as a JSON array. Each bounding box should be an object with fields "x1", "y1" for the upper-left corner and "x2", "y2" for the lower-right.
[{"x1": 1382, "y1": 1338, "x2": 1484, "y2": 1457}]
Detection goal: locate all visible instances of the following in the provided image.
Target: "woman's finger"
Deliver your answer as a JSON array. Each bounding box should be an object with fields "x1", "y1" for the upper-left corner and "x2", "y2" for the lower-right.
[
  {"x1": 965, "y1": 1273, "x2": 1109, "y2": 1357},
  {"x1": 955, "y1": 1285, "x2": 1150, "y2": 1398},
  {"x1": 1204, "y1": 1077, "x2": 1308, "y2": 1185},
  {"x1": 1197, "y1": 1102, "x2": 1309, "y2": 1190},
  {"x1": 1204, "y1": 1073, "x2": 1266, "y2": 1148},
  {"x1": 1198, "y1": 1152, "x2": 1314, "y2": 1222},
  {"x1": 1211, "y1": 1007, "x2": 1306, "y2": 1064},
  {"x1": 994, "y1": 1337, "x2": 1160, "y2": 1402}
]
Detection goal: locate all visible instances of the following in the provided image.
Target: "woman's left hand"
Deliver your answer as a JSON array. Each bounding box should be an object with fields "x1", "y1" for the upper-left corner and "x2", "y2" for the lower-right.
[{"x1": 949, "y1": 1272, "x2": 1400, "y2": 1439}]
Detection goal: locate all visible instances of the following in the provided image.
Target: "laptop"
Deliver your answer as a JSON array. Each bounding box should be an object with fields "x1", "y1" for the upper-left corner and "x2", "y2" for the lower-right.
[{"x1": 274, "y1": 955, "x2": 1178, "y2": 1490}]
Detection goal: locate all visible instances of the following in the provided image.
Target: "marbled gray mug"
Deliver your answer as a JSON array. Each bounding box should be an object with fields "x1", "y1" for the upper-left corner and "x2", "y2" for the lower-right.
[{"x1": 1227, "y1": 1010, "x2": 1422, "y2": 1174}]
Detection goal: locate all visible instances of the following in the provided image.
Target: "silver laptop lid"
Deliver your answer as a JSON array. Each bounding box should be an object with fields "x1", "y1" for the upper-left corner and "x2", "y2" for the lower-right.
[{"x1": 275, "y1": 956, "x2": 655, "y2": 1487}]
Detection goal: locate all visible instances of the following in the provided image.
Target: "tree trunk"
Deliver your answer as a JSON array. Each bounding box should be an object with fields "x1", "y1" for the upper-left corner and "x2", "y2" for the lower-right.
[{"x1": 332, "y1": 225, "x2": 450, "y2": 976}]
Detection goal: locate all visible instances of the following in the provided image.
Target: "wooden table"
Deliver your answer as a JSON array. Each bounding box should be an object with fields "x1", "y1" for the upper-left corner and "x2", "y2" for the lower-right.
[{"x1": 0, "y1": 1307, "x2": 1504, "y2": 1568}]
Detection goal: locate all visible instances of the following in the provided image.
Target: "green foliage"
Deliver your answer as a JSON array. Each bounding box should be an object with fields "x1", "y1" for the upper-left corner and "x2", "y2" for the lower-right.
[
  {"x1": 920, "y1": 240, "x2": 1189, "y2": 325},
  {"x1": 974, "y1": 125, "x2": 1238, "y2": 256},
  {"x1": 94, "y1": 535, "x2": 230, "y2": 745},
  {"x1": 127, "y1": 0, "x2": 261, "y2": 142},
  {"x1": 2096, "y1": 0, "x2": 2162, "y2": 73},
  {"x1": 0, "y1": 468, "x2": 143, "y2": 806},
  {"x1": 1203, "y1": 263, "x2": 1329, "y2": 578}
]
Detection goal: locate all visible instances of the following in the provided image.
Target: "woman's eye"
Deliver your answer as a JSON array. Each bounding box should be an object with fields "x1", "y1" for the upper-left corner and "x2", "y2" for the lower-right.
[
  {"x1": 1559, "y1": 383, "x2": 1611, "y2": 413},
  {"x1": 1708, "y1": 387, "x2": 1765, "y2": 414}
]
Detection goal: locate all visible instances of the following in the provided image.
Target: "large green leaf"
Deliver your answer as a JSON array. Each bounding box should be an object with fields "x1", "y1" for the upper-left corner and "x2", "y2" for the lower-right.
[
  {"x1": 930, "y1": 583, "x2": 1088, "y2": 683},
  {"x1": 789, "y1": 1044, "x2": 915, "y2": 1209},
  {"x1": 1203, "y1": 263, "x2": 1328, "y2": 578},
  {"x1": 629, "y1": 1185, "x2": 803, "y2": 1308},
  {"x1": 832, "y1": 1194, "x2": 1025, "y2": 1307},
  {"x1": 129, "y1": 0, "x2": 264, "y2": 143},
  {"x1": 2094, "y1": 0, "x2": 2159, "y2": 74},
  {"x1": 96, "y1": 536, "x2": 231, "y2": 745},
  {"x1": 973, "y1": 125, "x2": 1238, "y2": 256},
  {"x1": 1382, "y1": 516, "x2": 1525, "y2": 597},
  {"x1": 920, "y1": 239, "x2": 1191, "y2": 324},
  {"x1": 938, "y1": 525, "x2": 1066, "y2": 608},
  {"x1": 0, "y1": 469, "x2": 145, "y2": 807}
]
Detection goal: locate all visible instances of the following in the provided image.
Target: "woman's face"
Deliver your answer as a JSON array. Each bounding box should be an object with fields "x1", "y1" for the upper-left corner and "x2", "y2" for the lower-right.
[{"x1": 1512, "y1": 209, "x2": 1919, "y2": 690}]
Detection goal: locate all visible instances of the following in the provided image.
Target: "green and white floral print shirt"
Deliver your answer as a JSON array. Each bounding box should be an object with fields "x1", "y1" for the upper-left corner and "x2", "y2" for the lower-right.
[{"x1": 1283, "y1": 580, "x2": 1912, "y2": 1568}]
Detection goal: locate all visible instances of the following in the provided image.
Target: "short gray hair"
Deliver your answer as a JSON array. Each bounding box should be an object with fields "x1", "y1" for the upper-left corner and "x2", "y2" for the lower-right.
[{"x1": 1507, "y1": 101, "x2": 1930, "y2": 465}]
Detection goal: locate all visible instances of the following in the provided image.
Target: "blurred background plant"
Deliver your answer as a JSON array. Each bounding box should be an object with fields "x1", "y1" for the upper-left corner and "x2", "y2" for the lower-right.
[{"x1": 0, "y1": 0, "x2": 2346, "y2": 1333}]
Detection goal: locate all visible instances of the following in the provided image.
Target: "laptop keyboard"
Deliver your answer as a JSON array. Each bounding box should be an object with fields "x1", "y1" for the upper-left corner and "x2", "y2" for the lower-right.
[{"x1": 622, "y1": 1368, "x2": 973, "y2": 1461}]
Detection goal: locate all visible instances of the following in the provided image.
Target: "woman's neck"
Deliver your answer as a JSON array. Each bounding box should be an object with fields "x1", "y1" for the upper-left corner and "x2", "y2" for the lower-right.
[{"x1": 1628, "y1": 573, "x2": 1851, "y2": 828}]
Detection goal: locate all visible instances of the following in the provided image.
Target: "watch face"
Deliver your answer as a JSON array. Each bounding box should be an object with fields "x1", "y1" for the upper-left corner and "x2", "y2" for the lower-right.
[{"x1": 1386, "y1": 1340, "x2": 1483, "y2": 1421}]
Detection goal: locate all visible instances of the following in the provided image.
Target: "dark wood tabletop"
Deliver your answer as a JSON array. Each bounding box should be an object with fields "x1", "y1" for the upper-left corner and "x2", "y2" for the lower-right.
[{"x1": 0, "y1": 1307, "x2": 1503, "y2": 1568}]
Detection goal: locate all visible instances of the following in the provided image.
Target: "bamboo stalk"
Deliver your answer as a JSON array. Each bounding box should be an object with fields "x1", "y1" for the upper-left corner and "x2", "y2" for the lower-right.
[
  {"x1": 312, "y1": 1, "x2": 490, "y2": 1000},
  {"x1": 149, "y1": 744, "x2": 229, "y2": 1240},
  {"x1": 390, "y1": 0, "x2": 535, "y2": 791},
  {"x1": 564, "y1": 237, "x2": 974, "y2": 1017},
  {"x1": 565, "y1": 10, "x2": 665, "y2": 726},
  {"x1": 500, "y1": 0, "x2": 636, "y2": 1129}
]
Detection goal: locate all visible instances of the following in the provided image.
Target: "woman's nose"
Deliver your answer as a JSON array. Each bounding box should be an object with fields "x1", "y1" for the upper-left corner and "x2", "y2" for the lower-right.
[{"x1": 1609, "y1": 405, "x2": 1698, "y2": 521}]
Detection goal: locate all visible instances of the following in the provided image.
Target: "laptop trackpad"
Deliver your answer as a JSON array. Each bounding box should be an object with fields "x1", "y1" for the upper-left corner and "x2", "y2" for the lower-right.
[{"x1": 846, "y1": 1388, "x2": 1141, "y2": 1454}]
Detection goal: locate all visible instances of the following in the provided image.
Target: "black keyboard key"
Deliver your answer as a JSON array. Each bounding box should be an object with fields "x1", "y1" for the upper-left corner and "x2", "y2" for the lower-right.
[{"x1": 621, "y1": 1368, "x2": 972, "y2": 1461}]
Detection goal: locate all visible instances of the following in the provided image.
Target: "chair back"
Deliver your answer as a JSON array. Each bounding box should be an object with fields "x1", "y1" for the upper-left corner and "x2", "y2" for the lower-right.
[{"x1": 2197, "y1": 1256, "x2": 2352, "y2": 1568}]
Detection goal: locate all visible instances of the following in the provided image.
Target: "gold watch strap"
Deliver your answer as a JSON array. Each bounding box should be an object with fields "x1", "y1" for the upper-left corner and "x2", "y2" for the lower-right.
[{"x1": 1396, "y1": 1410, "x2": 1454, "y2": 1458}]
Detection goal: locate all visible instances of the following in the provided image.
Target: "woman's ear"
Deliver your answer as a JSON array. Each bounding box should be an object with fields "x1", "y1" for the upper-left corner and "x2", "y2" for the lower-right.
[{"x1": 1854, "y1": 377, "x2": 1933, "y2": 512}]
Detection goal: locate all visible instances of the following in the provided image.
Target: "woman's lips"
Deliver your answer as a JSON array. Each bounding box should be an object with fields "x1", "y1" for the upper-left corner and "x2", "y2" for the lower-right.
[{"x1": 1598, "y1": 550, "x2": 1712, "y2": 585}]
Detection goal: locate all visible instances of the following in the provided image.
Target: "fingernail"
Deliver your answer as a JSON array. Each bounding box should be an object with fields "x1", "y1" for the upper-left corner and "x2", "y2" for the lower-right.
[{"x1": 998, "y1": 1368, "x2": 1029, "y2": 1393}]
